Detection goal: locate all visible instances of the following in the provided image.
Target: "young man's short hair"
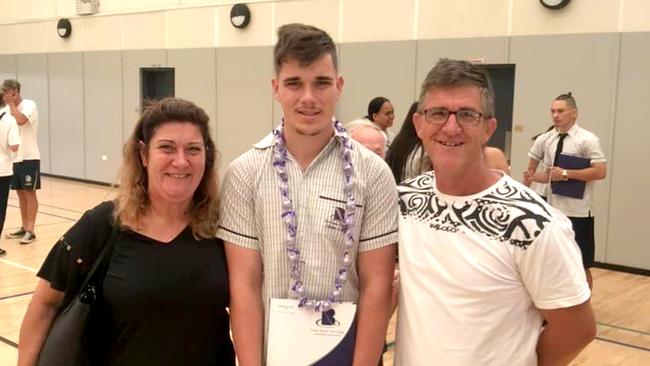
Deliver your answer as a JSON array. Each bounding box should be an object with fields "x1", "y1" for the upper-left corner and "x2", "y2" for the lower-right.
[{"x1": 273, "y1": 23, "x2": 337, "y2": 74}]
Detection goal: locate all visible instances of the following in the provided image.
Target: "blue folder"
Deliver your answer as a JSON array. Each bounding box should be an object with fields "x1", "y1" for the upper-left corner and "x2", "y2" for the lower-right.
[{"x1": 551, "y1": 153, "x2": 591, "y2": 199}]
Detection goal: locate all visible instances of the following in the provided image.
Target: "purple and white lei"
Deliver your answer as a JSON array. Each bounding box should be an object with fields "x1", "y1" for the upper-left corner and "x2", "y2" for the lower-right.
[{"x1": 272, "y1": 120, "x2": 356, "y2": 312}]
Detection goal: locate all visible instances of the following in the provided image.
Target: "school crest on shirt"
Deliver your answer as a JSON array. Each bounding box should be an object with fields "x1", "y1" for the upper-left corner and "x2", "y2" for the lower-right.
[
  {"x1": 398, "y1": 174, "x2": 552, "y2": 250},
  {"x1": 326, "y1": 206, "x2": 346, "y2": 232}
]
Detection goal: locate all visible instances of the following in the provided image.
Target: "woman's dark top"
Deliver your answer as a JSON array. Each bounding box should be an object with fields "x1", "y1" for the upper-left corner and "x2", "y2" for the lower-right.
[{"x1": 38, "y1": 201, "x2": 235, "y2": 366}]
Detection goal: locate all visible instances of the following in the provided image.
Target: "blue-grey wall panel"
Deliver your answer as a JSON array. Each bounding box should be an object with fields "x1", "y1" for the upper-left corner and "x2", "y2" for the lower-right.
[
  {"x1": 509, "y1": 33, "x2": 619, "y2": 262},
  {"x1": 0, "y1": 55, "x2": 16, "y2": 83},
  {"x1": 607, "y1": 32, "x2": 650, "y2": 270},
  {"x1": 167, "y1": 48, "x2": 217, "y2": 143},
  {"x1": 216, "y1": 47, "x2": 273, "y2": 173},
  {"x1": 83, "y1": 51, "x2": 123, "y2": 184},
  {"x1": 122, "y1": 49, "x2": 166, "y2": 141},
  {"x1": 16, "y1": 54, "x2": 50, "y2": 173},
  {"x1": 47, "y1": 52, "x2": 85, "y2": 178},
  {"x1": 339, "y1": 41, "x2": 416, "y2": 133}
]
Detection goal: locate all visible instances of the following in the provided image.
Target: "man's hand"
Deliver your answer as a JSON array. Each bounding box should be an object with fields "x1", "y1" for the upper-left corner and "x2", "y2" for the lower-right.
[
  {"x1": 549, "y1": 166, "x2": 565, "y2": 182},
  {"x1": 523, "y1": 170, "x2": 534, "y2": 186},
  {"x1": 3, "y1": 90, "x2": 16, "y2": 106}
]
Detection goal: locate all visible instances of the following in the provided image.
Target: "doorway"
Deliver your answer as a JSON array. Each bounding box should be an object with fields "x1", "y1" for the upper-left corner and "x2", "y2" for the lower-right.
[
  {"x1": 140, "y1": 67, "x2": 175, "y2": 111},
  {"x1": 482, "y1": 64, "x2": 515, "y2": 160}
]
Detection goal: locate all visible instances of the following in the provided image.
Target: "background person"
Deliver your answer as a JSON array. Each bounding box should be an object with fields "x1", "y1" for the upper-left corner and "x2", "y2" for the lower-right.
[
  {"x1": 18, "y1": 98, "x2": 234, "y2": 366},
  {"x1": 2, "y1": 79, "x2": 40, "y2": 244},
  {"x1": 366, "y1": 96, "x2": 395, "y2": 148},
  {"x1": 386, "y1": 102, "x2": 431, "y2": 183},
  {"x1": 0, "y1": 94, "x2": 20, "y2": 256},
  {"x1": 484, "y1": 146, "x2": 510, "y2": 174},
  {"x1": 348, "y1": 123, "x2": 387, "y2": 158},
  {"x1": 525, "y1": 92, "x2": 607, "y2": 289},
  {"x1": 523, "y1": 125, "x2": 555, "y2": 200}
]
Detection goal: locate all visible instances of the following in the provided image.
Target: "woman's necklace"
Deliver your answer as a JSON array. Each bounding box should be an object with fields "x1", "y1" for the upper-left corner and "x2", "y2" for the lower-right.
[{"x1": 272, "y1": 120, "x2": 356, "y2": 312}]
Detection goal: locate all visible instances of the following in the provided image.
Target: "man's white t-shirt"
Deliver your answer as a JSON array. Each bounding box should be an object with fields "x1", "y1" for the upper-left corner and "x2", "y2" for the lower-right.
[
  {"x1": 0, "y1": 106, "x2": 19, "y2": 177},
  {"x1": 14, "y1": 98, "x2": 40, "y2": 162},
  {"x1": 395, "y1": 172, "x2": 590, "y2": 366}
]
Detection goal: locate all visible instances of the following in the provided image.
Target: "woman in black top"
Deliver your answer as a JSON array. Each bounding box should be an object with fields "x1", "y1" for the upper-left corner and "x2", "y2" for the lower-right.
[{"x1": 18, "y1": 98, "x2": 234, "y2": 365}]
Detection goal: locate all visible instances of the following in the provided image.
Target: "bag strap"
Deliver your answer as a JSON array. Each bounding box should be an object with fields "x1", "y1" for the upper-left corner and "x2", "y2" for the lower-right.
[{"x1": 75, "y1": 225, "x2": 118, "y2": 293}]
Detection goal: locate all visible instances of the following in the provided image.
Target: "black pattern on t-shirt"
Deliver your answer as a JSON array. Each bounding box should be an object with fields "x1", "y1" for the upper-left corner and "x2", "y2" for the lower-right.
[{"x1": 398, "y1": 174, "x2": 551, "y2": 250}]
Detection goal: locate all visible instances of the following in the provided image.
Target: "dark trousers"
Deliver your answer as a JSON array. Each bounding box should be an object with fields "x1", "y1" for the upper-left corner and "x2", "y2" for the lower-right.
[{"x1": 0, "y1": 175, "x2": 11, "y2": 234}]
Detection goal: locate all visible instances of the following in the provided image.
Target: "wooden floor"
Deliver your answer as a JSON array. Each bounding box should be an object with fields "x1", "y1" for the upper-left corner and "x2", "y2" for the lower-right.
[{"x1": 0, "y1": 177, "x2": 648, "y2": 365}]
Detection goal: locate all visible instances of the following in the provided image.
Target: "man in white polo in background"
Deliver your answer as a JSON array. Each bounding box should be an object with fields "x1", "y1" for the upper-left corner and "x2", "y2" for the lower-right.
[
  {"x1": 525, "y1": 92, "x2": 607, "y2": 289},
  {"x1": 3, "y1": 79, "x2": 40, "y2": 244},
  {"x1": 0, "y1": 91, "x2": 20, "y2": 256}
]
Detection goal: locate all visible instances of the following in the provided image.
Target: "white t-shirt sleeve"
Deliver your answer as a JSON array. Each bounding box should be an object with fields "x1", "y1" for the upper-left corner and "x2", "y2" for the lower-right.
[
  {"x1": 528, "y1": 133, "x2": 549, "y2": 162},
  {"x1": 19, "y1": 100, "x2": 38, "y2": 125},
  {"x1": 7, "y1": 118, "x2": 20, "y2": 147},
  {"x1": 516, "y1": 213, "x2": 591, "y2": 310},
  {"x1": 585, "y1": 136, "x2": 606, "y2": 164}
]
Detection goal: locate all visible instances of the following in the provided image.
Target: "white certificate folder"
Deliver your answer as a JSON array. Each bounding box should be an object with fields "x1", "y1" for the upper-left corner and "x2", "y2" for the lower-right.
[{"x1": 266, "y1": 298, "x2": 357, "y2": 366}]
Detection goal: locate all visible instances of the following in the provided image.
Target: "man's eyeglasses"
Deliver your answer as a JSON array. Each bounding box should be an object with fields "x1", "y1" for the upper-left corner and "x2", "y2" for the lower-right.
[{"x1": 420, "y1": 108, "x2": 484, "y2": 126}]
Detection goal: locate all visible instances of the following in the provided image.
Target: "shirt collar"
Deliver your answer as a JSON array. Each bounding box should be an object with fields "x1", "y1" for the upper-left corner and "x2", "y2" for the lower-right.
[{"x1": 553, "y1": 122, "x2": 579, "y2": 137}]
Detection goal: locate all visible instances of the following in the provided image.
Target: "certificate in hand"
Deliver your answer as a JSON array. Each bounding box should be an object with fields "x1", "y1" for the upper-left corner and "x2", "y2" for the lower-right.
[
  {"x1": 551, "y1": 153, "x2": 591, "y2": 199},
  {"x1": 266, "y1": 298, "x2": 357, "y2": 366}
]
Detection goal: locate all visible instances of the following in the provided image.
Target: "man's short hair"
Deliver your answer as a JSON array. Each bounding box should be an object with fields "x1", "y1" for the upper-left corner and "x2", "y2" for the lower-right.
[
  {"x1": 555, "y1": 92, "x2": 577, "y2": 109},
  {"x1": 418, "y1": 58, "x2": 495, "y2": 118},
  {"x1": 273, "y1": 23, "x2": 337, "y2": 75},
  {"x1": 2, "y1": 79, "x2": 20, "y2": 92}
]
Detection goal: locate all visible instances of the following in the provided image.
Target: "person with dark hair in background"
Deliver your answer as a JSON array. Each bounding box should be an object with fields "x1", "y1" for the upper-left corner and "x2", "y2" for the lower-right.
[
  {"x1": 218, "y1": 23, "x2": 397, "y2": 365},
  {"x1": 18, "y1": 98, "x2": 235, "y2": 366},
  {"x1": 3, "y1": 79, "x2": 40, "y2": 245},
  {"x1": 366, "y1": 96, "x2": 395, "y2": 147},
  {"x1": 525, "y1": 92, "x2": 607, "y2": 289},
  {"x1": 386, "y1": 102, "x2": 431, "y2": 183},
  {"x1": 0, "y1": 92, "x2": 20, "y2": 256},
  {"x1": 395, "y1": 59, "x2": 595, "y2": 365}
]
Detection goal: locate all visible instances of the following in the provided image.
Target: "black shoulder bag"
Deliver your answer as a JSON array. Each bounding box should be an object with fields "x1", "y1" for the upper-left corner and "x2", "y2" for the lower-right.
[{"x1": 37, "y1": 226, "x2": 118, "y2": 366}]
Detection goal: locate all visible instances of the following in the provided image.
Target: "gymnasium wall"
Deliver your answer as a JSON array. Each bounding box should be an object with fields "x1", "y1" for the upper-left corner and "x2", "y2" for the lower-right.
[{"x1": 0, "y1": 0, "x2": 648, "y2": 270}]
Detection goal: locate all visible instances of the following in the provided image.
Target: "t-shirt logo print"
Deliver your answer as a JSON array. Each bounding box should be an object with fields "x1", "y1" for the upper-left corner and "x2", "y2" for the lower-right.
[
  {"x1": 326, "y1": 207, "x2": 346, "y2": 232},
  {"x1": 399, "y1": 174, "x2": 551, "y2": 249}
]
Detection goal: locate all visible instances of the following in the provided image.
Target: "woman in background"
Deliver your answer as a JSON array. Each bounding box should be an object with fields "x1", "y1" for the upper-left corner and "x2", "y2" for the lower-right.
[
  {"x1": 366, "y1": 96, "x2": 395, "y2": 147},
  {"x1": 386, "y1": 102, "x2": 430, "y2": 183}
]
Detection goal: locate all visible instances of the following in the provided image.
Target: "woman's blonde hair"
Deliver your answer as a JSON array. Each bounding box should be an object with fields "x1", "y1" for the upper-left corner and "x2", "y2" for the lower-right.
[{"x1": 114, "y1": 97, "x2": 219, "y2": 239}]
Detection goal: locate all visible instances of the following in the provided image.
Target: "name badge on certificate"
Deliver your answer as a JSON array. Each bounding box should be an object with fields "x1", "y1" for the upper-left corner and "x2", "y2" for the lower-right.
[{"x1": 266, "y1": 298, "x2": 357, "y2": 366}]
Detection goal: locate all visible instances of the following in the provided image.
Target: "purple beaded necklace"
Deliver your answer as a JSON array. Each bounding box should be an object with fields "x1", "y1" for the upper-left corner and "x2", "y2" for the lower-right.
[{"x1": 272, "y1": 120, "x2": 356, "y2": 312}]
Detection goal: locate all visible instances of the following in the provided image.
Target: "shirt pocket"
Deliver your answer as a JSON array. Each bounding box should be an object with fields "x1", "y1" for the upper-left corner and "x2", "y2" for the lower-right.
[{"x1": 316, "y1": 194, "x2": 364, "y2": 246}]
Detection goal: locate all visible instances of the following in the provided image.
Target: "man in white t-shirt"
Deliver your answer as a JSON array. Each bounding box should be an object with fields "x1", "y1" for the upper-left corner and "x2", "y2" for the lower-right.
[
  {"x1": 395, "y1": 59, "x2": 595, "y2": 366},
  {"x1": 0, "y1": 95, "x2": 20, "y2": 256},
  {"x1": 2, "y1": 79, "x2": 40, "y2": 245}
]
